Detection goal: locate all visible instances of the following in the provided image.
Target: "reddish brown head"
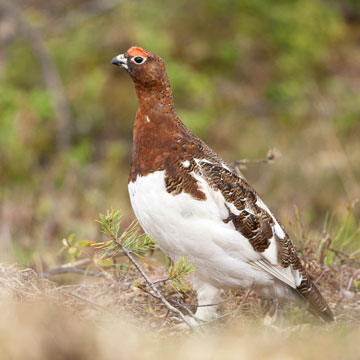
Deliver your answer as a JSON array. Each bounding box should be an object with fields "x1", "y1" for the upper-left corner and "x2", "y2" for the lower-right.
[
  {"x1": 111, "y1": 46, "x2": 174, "y2": 111},
  {"x1": 111, "y1": 46, "x2": 168, "y2": 90}
]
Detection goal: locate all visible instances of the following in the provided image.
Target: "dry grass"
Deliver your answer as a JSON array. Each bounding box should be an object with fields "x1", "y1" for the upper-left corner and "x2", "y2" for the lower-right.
[{"x1": 0, "y1": 256, "x2": 359, "y2": 360}]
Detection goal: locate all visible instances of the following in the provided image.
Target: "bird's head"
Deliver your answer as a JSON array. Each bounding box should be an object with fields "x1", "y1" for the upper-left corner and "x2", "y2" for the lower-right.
[{"x1": 111, "y1": 46, "x2": 168, "y2": 89}]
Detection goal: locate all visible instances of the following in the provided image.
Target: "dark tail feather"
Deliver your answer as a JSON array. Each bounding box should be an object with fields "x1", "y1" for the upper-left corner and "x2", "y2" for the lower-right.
[{"x1": 293, "y1": 278, "x2": 334, "y2": 322}]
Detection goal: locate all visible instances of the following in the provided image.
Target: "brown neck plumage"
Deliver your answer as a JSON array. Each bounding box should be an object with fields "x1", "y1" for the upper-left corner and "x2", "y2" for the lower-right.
[
  {"x1": 134, "y1": 80, "x2": 176, "y2": 115},
  {"x1": 129, "y1": 79, "x2": 187, "y2": 182}
]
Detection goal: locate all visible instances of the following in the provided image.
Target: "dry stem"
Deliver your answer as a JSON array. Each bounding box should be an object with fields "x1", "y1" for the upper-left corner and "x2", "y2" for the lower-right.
[{"x1": 113, "y1": 238, "x2": 198, "y2": 331}]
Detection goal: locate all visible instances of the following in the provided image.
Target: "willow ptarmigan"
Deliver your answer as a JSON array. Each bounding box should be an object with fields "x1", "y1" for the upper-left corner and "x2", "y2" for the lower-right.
[{"x1": 111, "y1": 46, "x2": 334, "y2": 323}]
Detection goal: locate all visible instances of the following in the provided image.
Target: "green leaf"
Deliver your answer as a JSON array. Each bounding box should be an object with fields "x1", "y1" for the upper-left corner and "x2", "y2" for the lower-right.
[
  {"x1": 67, "y1": 234, "x2": 75, "y2": 246},
  {"x1": 68, "y1": 247, "x2": 78, "y2": 256},
  {"x1": 96, "y1": 258, "x2": 114, "y2": 267},
  {"x1": 74, "y1": 240, "x2": 92, "y2": 248}
]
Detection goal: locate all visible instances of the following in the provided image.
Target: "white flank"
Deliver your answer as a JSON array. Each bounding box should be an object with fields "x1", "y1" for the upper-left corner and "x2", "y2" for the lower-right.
[{"x1": 128, "y1": 171, "x2": 301, "y2": 299}]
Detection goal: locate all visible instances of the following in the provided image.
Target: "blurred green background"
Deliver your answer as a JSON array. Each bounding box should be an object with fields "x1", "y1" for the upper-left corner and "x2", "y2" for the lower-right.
[{"x1": 0, "y1": 0, "x2": 359, "y2": 269}]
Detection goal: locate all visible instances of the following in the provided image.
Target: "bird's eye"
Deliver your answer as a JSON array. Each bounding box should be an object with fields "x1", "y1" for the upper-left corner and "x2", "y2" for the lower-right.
[{"x1": 133, "y1": 56, "x2": 145, "y2": 64}]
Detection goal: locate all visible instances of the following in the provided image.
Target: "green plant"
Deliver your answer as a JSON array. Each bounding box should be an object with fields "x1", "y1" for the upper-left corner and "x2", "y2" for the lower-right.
[{"x1": 320, "y1": 207, "x2": 360, "y2": 266}]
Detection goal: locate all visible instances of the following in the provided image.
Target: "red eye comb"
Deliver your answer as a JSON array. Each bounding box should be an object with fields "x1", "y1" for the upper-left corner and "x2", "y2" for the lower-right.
[{"x1": 127, "y1": 46, "x2": 149, "y2": 58}]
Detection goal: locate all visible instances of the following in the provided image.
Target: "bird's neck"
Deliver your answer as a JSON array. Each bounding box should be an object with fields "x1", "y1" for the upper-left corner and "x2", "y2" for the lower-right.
[
  {"x1": 134, "y1": 83, "x2": 176, "y2": 115},
  {"x1": 132, "y1": 82, "x2": 183, "y2": 138},
  {"x1": 129, "y1": 84, "x2": 190, "y2": 182},
  {"x1": 132, "y1": 85, "x2": 183, "y2": 147}
]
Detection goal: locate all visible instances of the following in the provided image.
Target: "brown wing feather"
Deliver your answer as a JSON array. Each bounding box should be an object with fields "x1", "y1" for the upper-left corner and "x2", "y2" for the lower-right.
[{"x1": 196, "y1": 157, "x2": 334, "y2": 321}]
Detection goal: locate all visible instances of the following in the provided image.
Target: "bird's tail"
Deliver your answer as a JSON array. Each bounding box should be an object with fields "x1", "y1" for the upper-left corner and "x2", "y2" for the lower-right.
[{"x1": 294, "y1": 277, "x2": 334, "y2": 322}]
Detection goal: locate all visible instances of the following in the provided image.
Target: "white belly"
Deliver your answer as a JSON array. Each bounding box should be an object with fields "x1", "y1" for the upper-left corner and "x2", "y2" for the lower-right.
[{"x1": 128, "y1": 171, "x2": 290, "y2": 298}]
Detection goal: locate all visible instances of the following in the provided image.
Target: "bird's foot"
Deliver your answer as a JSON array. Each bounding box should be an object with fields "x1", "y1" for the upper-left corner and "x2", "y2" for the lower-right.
[{"x1": 172, "y1": 314, "x2": 209, "y2": 331}]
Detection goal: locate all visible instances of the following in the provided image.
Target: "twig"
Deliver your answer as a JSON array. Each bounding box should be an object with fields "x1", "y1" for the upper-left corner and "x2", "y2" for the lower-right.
[
  {"x1": 232, "y1": 149, "x2": 277, "y2": 168},
  {"x1": 134, "y1": 285, "x2": 160, "y2": 299},
  {"x1": 123, "y1": 299, "x2": 229, "y2": 308},
  {"x1": 314, "y1": 269, "x2": 327, "y2": 285},
  {"x1": 180, "y1": 299, "x2": 229, "y2": 308},
  {"x1": 346, "y1": 276, "x2": 353, "y2": 292},
  {"x1": 318, "y1": 233, "x2": 332, "y2": 265},
  {"x1": 345, "y1": 269, "x2": 359, "y2": 291},
  {"x1": 173, "y1": 300, "x2": 197, "y2": 321},
  {"x1": 329, "y1": 247, "x2": 350, "y2": 259},
  {"x1": 66, "y1": 291, "x2": 116, "y2": 315},
  {"x1": 231, "y1": 149, "x2": 279, "y2": 177},
  {"x1": 98, "y1": 213, "x2": 197, "y2": 330},
  {"x1": 183, "y1": 289, "x2": 253, "y2": 328},
  {"x1": 161, "y1": 309, "x2": 171, "y2": 326},
  {"x1": 41, "y1": 266, "x2": 110, "y2": 279},
  {"x1": 335, "y1": 268, "x2": 345, "y2": 309},
  {"x1": 40, "y1": 258, "x2": 112, "y2": 279},
  {"x1": 226, "y1": 288, "x2": 253, "y2": 323},
  {"x1": 153, "y1": 278, "x2": 171, "y2": 285},
  {"x1": 113, "y1": 238, "x2": 198, "y2": 331}
]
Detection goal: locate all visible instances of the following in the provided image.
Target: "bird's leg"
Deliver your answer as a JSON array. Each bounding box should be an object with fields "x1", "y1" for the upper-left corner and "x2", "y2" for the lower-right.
[
  {"x1": 193, "y1": 280, "x2": 221, "y2": 322},
  {"x1": 261, "y1": 298, "x2": 279, "y2": 326}
]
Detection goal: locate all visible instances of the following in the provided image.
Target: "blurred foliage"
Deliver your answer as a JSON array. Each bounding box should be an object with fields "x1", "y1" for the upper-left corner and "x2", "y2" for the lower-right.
[{"x1": 0, "y1": 0, "x2": 359, "y2": 267}]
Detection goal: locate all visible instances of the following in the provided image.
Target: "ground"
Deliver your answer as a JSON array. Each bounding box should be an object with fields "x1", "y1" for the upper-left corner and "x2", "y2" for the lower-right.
[{"x1": 0, "y1": 237, "x2": 359, "y2": 360}]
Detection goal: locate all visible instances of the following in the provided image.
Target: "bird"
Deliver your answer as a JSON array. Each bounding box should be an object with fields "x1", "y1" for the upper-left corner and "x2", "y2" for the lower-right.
[{"x1": 111, "y1": 46, "x2": 334, "y2": 323}]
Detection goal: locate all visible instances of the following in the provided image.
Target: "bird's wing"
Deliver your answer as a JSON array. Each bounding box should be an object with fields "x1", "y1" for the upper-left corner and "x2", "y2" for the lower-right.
[{"x1": 193, "y1": 158, "x2": 303, "y2": 289}]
